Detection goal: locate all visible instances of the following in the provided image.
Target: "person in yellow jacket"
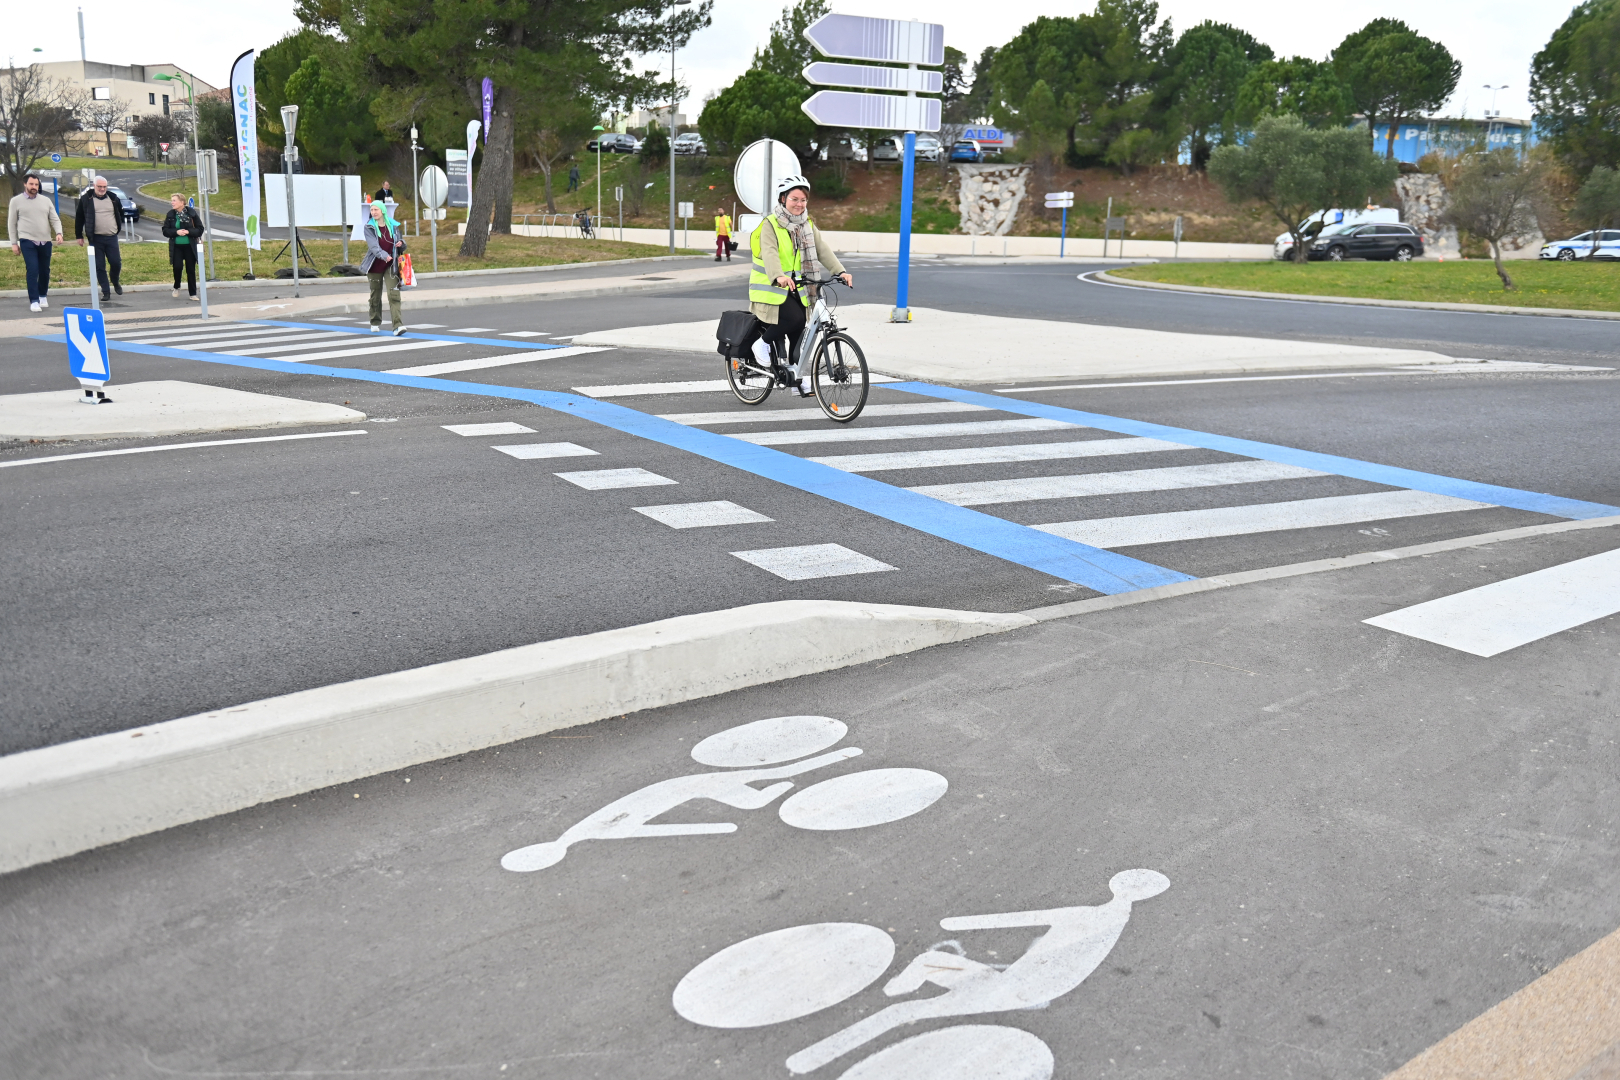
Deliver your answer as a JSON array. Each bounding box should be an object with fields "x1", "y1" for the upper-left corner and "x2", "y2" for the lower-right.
[
  {"x1": 748, "y1": 175, "x2": 851, "y2": 397},
  {"x1": 714, "y1": 210, "x2": 731, "y2": 261}
]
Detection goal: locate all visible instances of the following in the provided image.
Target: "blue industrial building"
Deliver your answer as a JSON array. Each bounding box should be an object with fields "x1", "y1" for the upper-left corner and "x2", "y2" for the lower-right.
[{"x1": 1366, "y1": 117, "x2": 1535, "y2": 163}]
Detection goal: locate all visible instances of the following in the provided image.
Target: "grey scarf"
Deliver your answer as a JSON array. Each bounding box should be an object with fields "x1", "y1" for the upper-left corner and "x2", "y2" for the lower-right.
[{"x1": 773, "y1": 205, "x2": 821, "y2": 281}]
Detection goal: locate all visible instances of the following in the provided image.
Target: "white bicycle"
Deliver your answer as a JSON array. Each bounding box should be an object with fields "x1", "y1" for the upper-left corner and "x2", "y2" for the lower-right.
[{"x1": 726, "y1": 273, "x2": 869, "y2": 423}]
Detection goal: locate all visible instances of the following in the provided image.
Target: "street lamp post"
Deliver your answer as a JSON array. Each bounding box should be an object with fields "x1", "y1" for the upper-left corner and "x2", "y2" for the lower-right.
[
  {"x1": 281, "y1": 105, "x2": 301, "y2": 298},
  {"x1": 410, "y1": 125, "x2": 421, "y2": 238},
  {"x1": 153, "y1": 70, "x2": 210, "y2": 316},
  {"x1": 665, "y1": 0, "x2": 691, "y2": 255},
  {"x1": 1482, "y1": 84, "x2": 1509, "y2": 144}
]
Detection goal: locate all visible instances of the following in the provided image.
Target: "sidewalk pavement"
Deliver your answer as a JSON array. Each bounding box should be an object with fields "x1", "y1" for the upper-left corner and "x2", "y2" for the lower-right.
[{"x1": 572, "y1": 303, "x2": 1463, "y2": 382}]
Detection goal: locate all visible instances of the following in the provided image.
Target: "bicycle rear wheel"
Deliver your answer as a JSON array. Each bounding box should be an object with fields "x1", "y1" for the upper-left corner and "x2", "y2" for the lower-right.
[
  {"x1": 810, "y1": 332, "x2": 868, "y2": 422},
  {"x1": 726, "y1": 354, "x2": 773, "y2": 405}
]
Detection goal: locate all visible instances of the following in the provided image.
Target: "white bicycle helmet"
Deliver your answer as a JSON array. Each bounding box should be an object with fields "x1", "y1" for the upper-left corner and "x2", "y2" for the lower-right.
[{"x1": 775, "y1": 174, "x2": 812, "y2": 201}]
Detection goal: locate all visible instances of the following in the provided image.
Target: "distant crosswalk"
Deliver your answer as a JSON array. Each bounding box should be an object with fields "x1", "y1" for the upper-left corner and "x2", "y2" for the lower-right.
[{"x1": 107, "y1": 319, "x2": 605, "y2": 372}]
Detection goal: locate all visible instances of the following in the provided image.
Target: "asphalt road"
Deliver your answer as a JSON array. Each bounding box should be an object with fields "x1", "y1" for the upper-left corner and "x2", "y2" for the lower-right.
[
  {"x1": 2, "y1": 261, "x2": 1617, "y2": 753},
  {"x1": 2, "y1": 522, "x2": 1615, "y2": 1079}
]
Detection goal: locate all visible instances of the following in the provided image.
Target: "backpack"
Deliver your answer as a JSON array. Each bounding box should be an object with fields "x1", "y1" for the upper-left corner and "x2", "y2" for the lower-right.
[{"x1": 715, "y1": 309, "x2": 761, "y2": 359}]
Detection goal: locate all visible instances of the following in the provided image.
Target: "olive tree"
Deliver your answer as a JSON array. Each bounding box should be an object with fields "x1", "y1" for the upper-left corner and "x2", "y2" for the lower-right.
[
  {"x1": 1207, "y1": 113, "x2": 1398, "y2": 263},
  {"x1": 1440, "y1": 148, "x2": 1547, "y2": 289},
  {"x1": 1573, "y1": 164, "x2": 1620, "y2": 257}
]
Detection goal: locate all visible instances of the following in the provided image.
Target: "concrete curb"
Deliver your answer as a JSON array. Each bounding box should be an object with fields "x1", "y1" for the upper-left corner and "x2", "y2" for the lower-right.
[
  {"x1": 1093, "y1": 270, "x2": 1620, "y2": 321},
  {"x1": 0, "y1": 600, "x2": 1032, "y2": 874}
]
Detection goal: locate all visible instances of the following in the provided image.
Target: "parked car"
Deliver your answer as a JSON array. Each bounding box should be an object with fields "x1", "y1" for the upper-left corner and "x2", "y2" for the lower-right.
[
  {"x1": 1309, "y1": 222, "x2": 1424, "y2": 261},
  {"x1": 870, "y1": 135, "x2": 945, "y2": 163},
  {"x1": 1272, "y1": 207, "x2": 1399, "y2": 260},
  {"x1": 586, "y1": 133, "x2": 640, "y2": 154},
  {"x1": 672, "y1": 132, "x2": 707, "y2": 155},
  {"x1": 106, "y1": 186, "x2": 142, "y2": 222},
  {"x1": 914, "y1": 135, "x2": 943, "y2": 161},
  {"x1": 1539, "y1": 230, "x2": 1620, "y2": 260},
  {"x1": 948, "y1": 139, "x2": 983, "y2": 163},
  {"x1": 822, "y1": 136, "x2": 865, "y2": 162}
]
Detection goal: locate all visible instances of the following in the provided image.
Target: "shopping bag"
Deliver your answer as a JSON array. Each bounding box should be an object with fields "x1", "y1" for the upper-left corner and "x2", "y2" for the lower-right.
[{"x1": 397, "y1": 252, "x2": 415, "y2": 287}]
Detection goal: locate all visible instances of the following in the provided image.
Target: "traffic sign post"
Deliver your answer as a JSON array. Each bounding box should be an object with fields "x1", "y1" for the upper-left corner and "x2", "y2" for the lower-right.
[
  {"x1": 63, "y1": 307, "x2": 113, "y2": 404},
  {"x1": 801, "y1": 14, "x2": 944, "y2": 325},
  {"x1": 420, "y1": 163, "x2": 447, "y2": 273},
  {"x1": 1045, "y1": 191, "x2": 1075, "y2": 259},
  {"x1": 1173, "y1": 214, "x2": 1184, "y2": 259},
  {"x1": 679, "y1": 201, "x2": 693, "y2": 248}
]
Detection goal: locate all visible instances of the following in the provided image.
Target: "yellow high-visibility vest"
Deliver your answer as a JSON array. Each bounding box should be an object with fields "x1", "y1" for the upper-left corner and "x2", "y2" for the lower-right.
[
  {"x1": 715, "y1": 214, "x2": 731, "y2": 236},
  {"x1": 748, "y1": 216, "x2": 808, "y2": 308}
]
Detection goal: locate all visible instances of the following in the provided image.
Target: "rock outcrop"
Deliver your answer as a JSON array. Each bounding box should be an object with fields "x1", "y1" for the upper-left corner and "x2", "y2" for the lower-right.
[{"x1": 957, "y1": 164, "x2": 1030, "y2": 236}]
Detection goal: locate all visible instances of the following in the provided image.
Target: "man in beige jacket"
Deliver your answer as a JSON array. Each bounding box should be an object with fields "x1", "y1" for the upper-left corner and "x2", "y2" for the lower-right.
[{"x1": 8, "y1": 174, "x2": 65, "y2": 312}]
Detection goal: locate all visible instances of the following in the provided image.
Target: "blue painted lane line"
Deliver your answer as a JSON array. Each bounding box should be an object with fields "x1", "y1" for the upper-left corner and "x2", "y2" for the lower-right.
[
  {"x1": 50, "y1": 336, "x2": 1193, "y2": 594},
  {"x1": 889, "y1": 382, "x2": 1620, "y2": 522},
  {"x1": 246, "y1": 319, "x2": 570, "y2": 351}
]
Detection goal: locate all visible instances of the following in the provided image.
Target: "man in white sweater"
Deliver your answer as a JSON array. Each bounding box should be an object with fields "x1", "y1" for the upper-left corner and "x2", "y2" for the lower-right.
[{"x1": 8, "y1": 174, "x2": 65, "y2": 312}]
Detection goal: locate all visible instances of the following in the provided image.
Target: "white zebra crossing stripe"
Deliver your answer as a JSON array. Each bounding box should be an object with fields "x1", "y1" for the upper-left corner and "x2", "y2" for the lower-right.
[
  {"x1": 909, "y1": 460, "x2": 1325, "y2": 507},
  {"x1": 501, "y1": 331, "x2": 551, "y2": 337},
  {"x1": 214, "y1": 333, "x2": 356, "y2": 354},
  {"x1": 239, "y1": 340, "x2": 453, "y2": 362},
  {"x1": 1034, "y1": 490, "x2": 1493, "y2": 548},
  {"x1": 122, "y1": 327, "x2": 306, "y2": 345},
  {"x1": 443, "y1": 422, "x2": 536, "y2": 436},
  {"x1": 575, "y1": 375, "x2": 900, "y2": 398},
  {"x1": 633, "y1": 501, "x2": 775, "y2": 528},
  {"x1": 1363, "y1": 547, "x2": 1620, "y2": 656},
  {"x1": 114, "y1": 323, "x2": 246, "y2": 341},
  {"x1": 491, "y1": 443, "x2": 599, "y2": 459},
  {"x1": 555, "y1": 468, "x2": 678, "y2": 490},
  {"x1": 809, "y1": 436, "x2": 1189, "y2": 473},
  {"x1": 730, "y1": 543, "x2": 895, "y2": 580},
  {"x1": 737, "y1": 418, "x2": 1077, "y2": 447},
  {"x1": 383, "y1": 346, "x2": 612, "y2": 376},
  {"x1": 659, "y1": 403, "x2": 990, "y2": 426}
]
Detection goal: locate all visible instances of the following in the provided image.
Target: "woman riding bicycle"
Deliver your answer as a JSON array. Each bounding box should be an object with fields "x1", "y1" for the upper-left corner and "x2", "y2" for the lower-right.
[{"x1": 749, "y1": 174, "x2": 852, "y2": 397}]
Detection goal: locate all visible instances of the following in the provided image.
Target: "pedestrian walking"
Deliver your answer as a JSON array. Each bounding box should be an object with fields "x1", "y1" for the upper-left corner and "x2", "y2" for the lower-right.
[
  {"x1": 714, "y1": 208, "x2": 732, "y2": 262},
  {"x1": 373, "y1": 179, "x2": 394, "y2": 202},
  {"x1": 75, "y1": 175, "x2": 125, "y2": 301},
  {"x1": 162, "y1": 193, "x2": 203, "y2": 301},
  {"x1": 567, "y1": 164, "x2": 580, "y2": 193},
  {"x1": 361, "y1": 200, "x2": 407, "y2": 335},
  {"x1": 7, "y1": 174, "x2": 65, "y2": 312}
]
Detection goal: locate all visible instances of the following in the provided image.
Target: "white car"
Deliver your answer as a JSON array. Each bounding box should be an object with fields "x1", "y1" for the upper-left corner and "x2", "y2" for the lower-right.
[
  {"x1": 1539, "y1": 230, "x2": 1620, "y2": 260},
  {"x1": 672, "y1": 132, "x2": 707, "y2": 155}
]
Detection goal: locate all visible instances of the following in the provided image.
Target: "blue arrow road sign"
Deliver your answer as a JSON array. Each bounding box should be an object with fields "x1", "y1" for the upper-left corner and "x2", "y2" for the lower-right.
[
  {"x1": 64, "y1": 307, "x2": 112, "y2": 385},
  {"x1": 50, "y1": 152, "x2": 62, "y2": 163}
]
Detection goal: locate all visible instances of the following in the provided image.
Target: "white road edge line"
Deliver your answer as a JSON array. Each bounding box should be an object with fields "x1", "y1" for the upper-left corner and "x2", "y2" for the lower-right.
[{"x1": 0, "y1": 430, "x2": 368, "y2": 468}]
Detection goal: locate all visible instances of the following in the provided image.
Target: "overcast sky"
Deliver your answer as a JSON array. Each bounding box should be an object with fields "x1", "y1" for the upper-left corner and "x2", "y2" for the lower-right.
[{"x1": 11, "y1": 0, "x2": 1565, "y2": 125}]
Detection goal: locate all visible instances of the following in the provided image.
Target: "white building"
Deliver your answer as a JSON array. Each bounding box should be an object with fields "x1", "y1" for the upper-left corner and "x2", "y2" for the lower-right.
[{"x1": 37, "y1": 59, "x2": 219, "y2": 159}]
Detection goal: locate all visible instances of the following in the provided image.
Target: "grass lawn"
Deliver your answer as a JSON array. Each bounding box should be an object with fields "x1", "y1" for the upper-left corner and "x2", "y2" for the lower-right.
[
  {"x1": 1, "y1": 232, "x2": 677, "y2": 292},
  {"x1": 1111, "y1": 259, "x2": 1620, "y2": 313}
]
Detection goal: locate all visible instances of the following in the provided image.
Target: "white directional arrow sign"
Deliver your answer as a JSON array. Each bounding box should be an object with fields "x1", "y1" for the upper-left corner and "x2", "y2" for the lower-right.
[
  {"x1": 801, "y1": 91, "x2": 940, "y2": 133},
  {"x1": 802, "y1": 13, "x2": 944, "y2": 66},
  {"x1": 803, "y1": 62, "x2": 942, "y2": 94}
]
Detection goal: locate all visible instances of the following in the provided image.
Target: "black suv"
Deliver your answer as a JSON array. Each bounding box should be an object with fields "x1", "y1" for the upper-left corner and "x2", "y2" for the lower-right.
[
  {"x1": 1311, "y1": 223, "x2": 1423, "y2": 261},
  {"x1": 586, "y1": 133, "x2": 640, "y2": 154}
]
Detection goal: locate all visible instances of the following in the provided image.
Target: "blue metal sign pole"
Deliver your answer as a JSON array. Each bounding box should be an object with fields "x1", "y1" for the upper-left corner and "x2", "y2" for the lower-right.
[{"x1": 892, "y1": 130, "x2": 916, "y2": 323}]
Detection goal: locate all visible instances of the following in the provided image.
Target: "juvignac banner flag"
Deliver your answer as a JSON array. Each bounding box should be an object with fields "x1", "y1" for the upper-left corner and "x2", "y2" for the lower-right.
[{"x1": 230, "y1": 50, "x2": 261, "y2": 251}]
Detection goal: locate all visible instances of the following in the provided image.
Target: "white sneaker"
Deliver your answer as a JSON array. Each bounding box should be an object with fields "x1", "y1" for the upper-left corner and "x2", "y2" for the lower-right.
[
  {"x1": 172, "y1": 289, "x2": 182, "y2": 299},
  {"x1": 38, "y1": 297, "x2": 48, "y2": 308},
  {"x1": 29, "y1": 302, "x2": 40, "y2": 312},
  {"x1": 797, "y1": 378, "x2": 815, "y2": 398},
  {"x1": 370, "y1": 324, "x2": 381, "y2": 333},
  {"x1": 751, "y1": 338, "x2": 772, "y2": 367}
]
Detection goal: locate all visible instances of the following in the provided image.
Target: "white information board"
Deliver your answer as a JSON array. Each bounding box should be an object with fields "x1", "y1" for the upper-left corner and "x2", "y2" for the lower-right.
[{"x1": 264, "y1": 174, "x2": 363, "y2": 228}]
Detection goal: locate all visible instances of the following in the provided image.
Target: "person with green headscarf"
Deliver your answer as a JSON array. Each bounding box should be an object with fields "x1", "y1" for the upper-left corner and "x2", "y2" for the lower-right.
[{"x1": 362, "y1": 199, "x2": 408, "y2": 334}]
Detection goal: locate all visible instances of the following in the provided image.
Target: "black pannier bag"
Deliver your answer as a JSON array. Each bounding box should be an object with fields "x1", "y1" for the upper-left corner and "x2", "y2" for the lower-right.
[{"x1": 715, "y1": 309, "x2": 761, "y2": 359}]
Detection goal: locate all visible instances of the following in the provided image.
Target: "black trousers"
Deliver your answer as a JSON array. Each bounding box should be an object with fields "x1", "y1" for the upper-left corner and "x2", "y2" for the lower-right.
[
  {"x1": 758, "y1": 296, "x2": 806, "y2": 365},
  {"x1": 172, "y1": 245, "x2": 197, "y2": 295},
  {"x1": 90, "y1": 234, "x2": 121, "y2": 293}
]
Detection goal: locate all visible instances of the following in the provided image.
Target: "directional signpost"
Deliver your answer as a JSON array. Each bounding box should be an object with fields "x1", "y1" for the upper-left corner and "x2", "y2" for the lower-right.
[
  {"x1": 64, "y1": 307, "x2": 113, "y2": 404},
  {"x1": 802, "y1": 13, "x2": 944, "y2": 324},
  {"x1": 1045, "y1": 190, "x2": 1075, "y2": 259}
]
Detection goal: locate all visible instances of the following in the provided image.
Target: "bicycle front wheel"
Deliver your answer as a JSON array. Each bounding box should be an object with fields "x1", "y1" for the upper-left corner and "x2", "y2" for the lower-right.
[
  {"x1": 726, "y1": 354, "x2": 773, "y2": 405},
  {"x1": 810, "y1": 332, "x2": 868, "y2": 422}
]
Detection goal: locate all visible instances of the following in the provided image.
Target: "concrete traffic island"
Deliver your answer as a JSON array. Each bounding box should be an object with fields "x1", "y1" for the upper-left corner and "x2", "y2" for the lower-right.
[{"x1": 0, "y1": 380, "x2": 366, "y2": 442}]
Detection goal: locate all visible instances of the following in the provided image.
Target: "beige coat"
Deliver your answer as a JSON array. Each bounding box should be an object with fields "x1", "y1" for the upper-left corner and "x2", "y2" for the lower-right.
[
  {"x1": 8, "y1": 192, "x2": 63, "y2": 244},
  {"x1": 750, "y1": 216, "x2": 846, "y2": 325}
]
